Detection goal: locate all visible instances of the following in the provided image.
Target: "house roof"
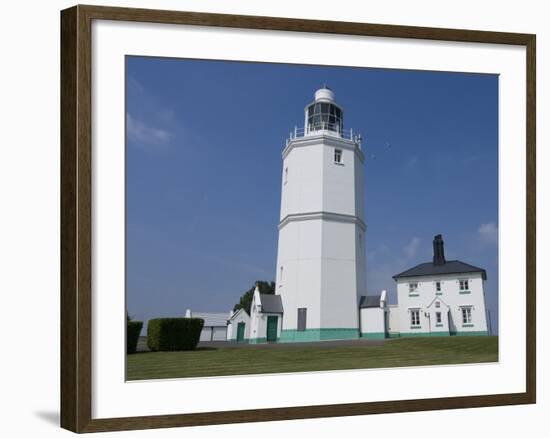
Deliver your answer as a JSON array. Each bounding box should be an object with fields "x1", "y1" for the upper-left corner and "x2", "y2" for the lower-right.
[
  {"x1": 259, "y1": 294, "x2": 284, "y2": 313},
  {"x1": 190, "y1": 312, "x2": 228, "y2": 327},
  {"x1": 392, "y1": 260, "x2": 487, "y2": 280},
  {"x1": 359, "y1": 295, "x2": 381, "y2": 308},
  {"x1": 228, "y1": 308, "x2": 249, "y2": 322}
]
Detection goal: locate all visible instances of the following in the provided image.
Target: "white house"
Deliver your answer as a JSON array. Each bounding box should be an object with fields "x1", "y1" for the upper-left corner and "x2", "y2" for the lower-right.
[
  {"x1": 274, "y1": 86, "x2": 366, "y2": 342},
  {"x1": 391, "y1": 235, "x2": 489, "y2": 337}
]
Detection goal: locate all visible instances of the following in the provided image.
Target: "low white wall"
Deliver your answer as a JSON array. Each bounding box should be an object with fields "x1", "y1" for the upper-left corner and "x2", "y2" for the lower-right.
[
  {"x1": 388, "y1": 305, "x2": 400, "y2": 334},
  {"x1": 360, "y1": 307, "x2": 386, "y2": 339}
]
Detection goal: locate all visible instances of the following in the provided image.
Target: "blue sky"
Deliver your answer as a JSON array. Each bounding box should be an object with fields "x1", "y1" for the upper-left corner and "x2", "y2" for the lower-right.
[{"x1": 126, "y1": 56, "x2": 499, "y2": 334}]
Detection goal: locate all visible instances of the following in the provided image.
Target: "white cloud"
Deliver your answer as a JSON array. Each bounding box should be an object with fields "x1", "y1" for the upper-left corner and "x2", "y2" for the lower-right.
[
  {"x1": 403, "y1": 237, "x2": 421, "y2": 259},
  {"x1": 127, "y1": 76, "x2": 144, "y2": 95},
  {"x1": 157, "y1": 109, "x2": 176, "y2": 124},
  {"x1": 366, "y1": 243, "x2": 389, "y2": 262},
  {"x1": 126, "y1": 113, "x2": 172, "y2": 147},
  {"x1": 478, "y1": 222, "x2": 498, "y2": 244}
]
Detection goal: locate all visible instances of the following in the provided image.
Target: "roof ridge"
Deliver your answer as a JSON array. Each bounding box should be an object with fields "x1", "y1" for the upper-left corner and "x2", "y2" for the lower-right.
[{"x1": 393, "y1": 259, "x2": 487, "y2": 280}]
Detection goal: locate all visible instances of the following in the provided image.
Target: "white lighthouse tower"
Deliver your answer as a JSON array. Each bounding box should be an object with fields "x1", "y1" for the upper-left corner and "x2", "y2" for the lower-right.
[{"x1": 276, "y1": 86, "x2": 366, "y2": 342}]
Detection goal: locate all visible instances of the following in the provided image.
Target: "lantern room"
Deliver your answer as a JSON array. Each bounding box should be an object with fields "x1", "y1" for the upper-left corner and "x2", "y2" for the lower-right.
[{"x1": 304, "y1": 86, "x2": 344, "y2": 135}]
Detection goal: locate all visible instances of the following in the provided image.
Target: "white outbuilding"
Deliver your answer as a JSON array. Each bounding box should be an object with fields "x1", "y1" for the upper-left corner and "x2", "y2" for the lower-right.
[
  {"x1": 359, "y1": 291, "x2": 388, "y2": 339},
  {"x1": 226, "y1": 308, "x2": 250, "y2": 342},
  {"x1": 248, "y1": 287, "x2": 284, "y2": 343},
  {"x1": 184, "y1": 309, "x2": 229, "y2": 342}
]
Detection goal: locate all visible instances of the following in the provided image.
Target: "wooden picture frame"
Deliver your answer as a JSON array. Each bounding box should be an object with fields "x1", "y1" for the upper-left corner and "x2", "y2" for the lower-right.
[{"x1": 60, "y1": 4, "x2": 536, "y2": 433}]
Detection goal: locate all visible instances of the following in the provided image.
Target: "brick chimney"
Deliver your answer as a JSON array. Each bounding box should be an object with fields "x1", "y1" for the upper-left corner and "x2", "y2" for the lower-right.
[{"x1": 433, "y1": 234, "x2": 446, "y2": 265}]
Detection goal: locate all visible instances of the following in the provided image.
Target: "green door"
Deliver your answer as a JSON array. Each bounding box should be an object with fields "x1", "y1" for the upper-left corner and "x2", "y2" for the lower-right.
[
  {"x1": 236, "y1": 322, "x2": 245, "y2": 342},
  {"x1": 266, "y1": 316, "x2": 278, "y2": 342}
]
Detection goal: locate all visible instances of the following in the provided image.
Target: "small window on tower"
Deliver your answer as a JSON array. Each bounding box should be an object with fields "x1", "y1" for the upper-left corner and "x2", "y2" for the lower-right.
[
  {"x1": 334, "y1": 148, "x2": 342, "y2": 164},
  {"x1": 284, "y1": 167, "x2": 288, "y2": 184}
]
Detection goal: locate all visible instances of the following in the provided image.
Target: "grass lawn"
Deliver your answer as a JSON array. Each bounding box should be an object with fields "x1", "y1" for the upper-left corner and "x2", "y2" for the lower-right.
[{"x1": 126, "y1": 336, "x2": 498, "y2": 380}]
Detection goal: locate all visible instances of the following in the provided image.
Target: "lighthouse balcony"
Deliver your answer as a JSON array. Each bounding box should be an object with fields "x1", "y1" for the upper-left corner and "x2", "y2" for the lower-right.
[{"x1": 286, "y1": 124, "x2": 362, "y2": 148}]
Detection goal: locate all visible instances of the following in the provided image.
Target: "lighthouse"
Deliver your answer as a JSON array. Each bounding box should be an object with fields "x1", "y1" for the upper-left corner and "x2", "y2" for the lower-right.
[
  {"x1": 275, "y1": 86, "x2": 366, "y2": 342},
  {"x1": 225, "y1": 86, "x2": 488, "y2": 344}
]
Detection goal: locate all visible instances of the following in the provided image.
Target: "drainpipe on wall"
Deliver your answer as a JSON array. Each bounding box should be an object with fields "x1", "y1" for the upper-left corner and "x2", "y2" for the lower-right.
[
  {"x1": 426, "y1": 311, "x2": 431, "y2": 335},
  {"x1": 358, "y1": 304, "x2": 362, "y2": 337},
  {"x1": 380, "y1": 290, "x2": 387, "y2": 337}
]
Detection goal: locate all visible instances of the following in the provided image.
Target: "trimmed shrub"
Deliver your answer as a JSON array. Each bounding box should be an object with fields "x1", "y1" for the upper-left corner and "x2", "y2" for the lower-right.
[
  {"x1": 127, "y1": 321, "x2": 143, "y2": 354},
  {"x1": 147, "y1": 318, "x2": 204, "y2": 351}
]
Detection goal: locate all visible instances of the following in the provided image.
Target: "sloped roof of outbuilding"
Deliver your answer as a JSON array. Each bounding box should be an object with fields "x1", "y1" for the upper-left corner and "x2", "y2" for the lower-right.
[
  {"x1": 392, "y1": 260, "x2": 487, "y2": 280},
  {"x1": 259, "y1": 294, "x2": 284, "y2": 313},
  {"x1": 359, "y1": 295, "x2": 381, "y2": 308},
  {"x1": 228, "y1": 308, "x2": 249, "y2": 322},
  {"x1": 190, "y1": 312, "x2": 229, "y2": 327}
]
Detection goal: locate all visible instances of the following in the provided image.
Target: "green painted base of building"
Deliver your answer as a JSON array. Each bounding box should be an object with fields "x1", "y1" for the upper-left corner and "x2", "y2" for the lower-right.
[
  {"x1": 398, "y1": 331, "x2": 450, "y2": 338},
  {"x1": 360, "y1": 332, "x2": 386, "y2": 340},
  {"x1": 279, "y1": 328, "x2": 359, "y2": 343},
  {"x1": 391, "y1": 330, "x2": 489, "y2": 338},
  {"x1": 450, "y1": 331, "x2": 489, "y2": 336},
  {"x1": 247, "y1": 330, "x2": 489, "y2": 343}
]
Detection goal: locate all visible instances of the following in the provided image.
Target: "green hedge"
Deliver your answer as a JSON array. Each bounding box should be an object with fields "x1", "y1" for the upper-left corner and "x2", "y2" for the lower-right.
[
  {"x1": 147, "y1": 318, "x2": 204, "y2": 351},
  {"x1": 127, "y1": 321, "x2": 143, "y2": 354}
]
